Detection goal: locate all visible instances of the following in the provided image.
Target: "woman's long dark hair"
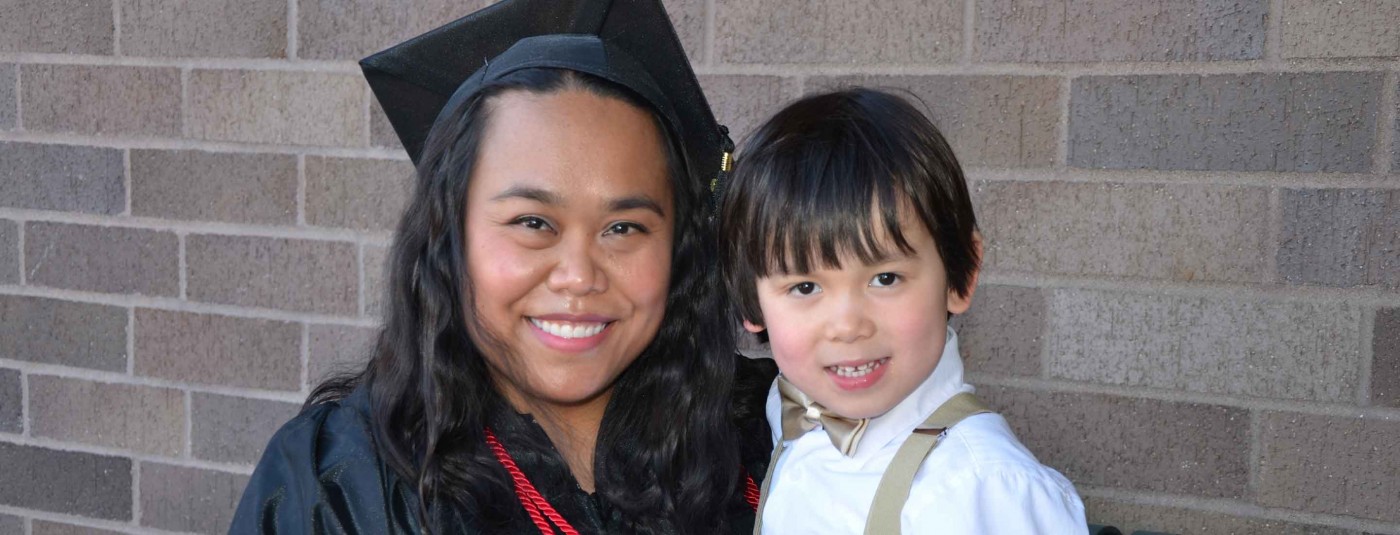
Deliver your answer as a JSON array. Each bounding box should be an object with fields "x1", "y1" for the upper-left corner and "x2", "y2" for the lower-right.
[{"x1": 309, "y1": 69, "x2": 740, "y2": 533}]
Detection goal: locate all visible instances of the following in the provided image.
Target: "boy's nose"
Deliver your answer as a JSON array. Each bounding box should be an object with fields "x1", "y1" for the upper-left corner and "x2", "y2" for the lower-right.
[
  {"x1": 546, "y1": 236, "x2": 608, "y2": 296},
  {"x1": 826, "y1": 292, "x2": 875, "y2": 343}
]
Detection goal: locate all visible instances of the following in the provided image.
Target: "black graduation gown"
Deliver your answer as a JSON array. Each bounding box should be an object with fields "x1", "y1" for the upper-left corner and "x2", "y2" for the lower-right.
[{"x1": 229, "y1": 355, "x2": 777, "y2": 534}]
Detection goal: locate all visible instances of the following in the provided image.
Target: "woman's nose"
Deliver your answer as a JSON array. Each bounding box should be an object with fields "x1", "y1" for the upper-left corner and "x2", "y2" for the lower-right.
[{"x1": 546, "y1": 235, "x2": 608, "y2": 296}]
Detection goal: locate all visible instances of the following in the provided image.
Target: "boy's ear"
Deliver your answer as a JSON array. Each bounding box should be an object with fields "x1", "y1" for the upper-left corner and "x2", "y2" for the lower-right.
[
  {"x1": 742, "y1": 319, "x2": 766, "y2": 333},
  {"x1": 946, "y1": 230, "x2": 983, "y2": 315}
]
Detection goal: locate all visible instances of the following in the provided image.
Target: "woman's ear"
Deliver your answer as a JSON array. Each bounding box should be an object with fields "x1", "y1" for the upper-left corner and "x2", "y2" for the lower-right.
[
  {"x1": 742, "y1": 319, "x2": 766, "y2": 333},
  {"x1": 946, "y1": 230, "x2": 982, "y2": 315}
]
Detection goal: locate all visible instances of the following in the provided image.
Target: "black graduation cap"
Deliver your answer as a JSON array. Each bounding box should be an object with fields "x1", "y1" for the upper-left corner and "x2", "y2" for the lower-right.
[{"x1": 361, "y1": 0, "x2": 731, "y2": 190}]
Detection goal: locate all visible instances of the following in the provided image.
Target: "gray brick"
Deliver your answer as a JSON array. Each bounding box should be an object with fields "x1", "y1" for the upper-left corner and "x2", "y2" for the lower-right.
[
  {"x1": 716, "y1": 0, "x2": 961, "y2": 64},
  {"x1": 0, "y1": 219, "x2": 16, "y2": 284},
  {"x1": 21, "y1": 65, "x2": 181, "y2": 137},
  {"x1": 981, "y1": 386, "x2": 1249, "y2": 498},
  {"x1": 0, "y1": 295, "x2": 127, "y2": 371},
  {"x1": 0, "y1": 442, "x2": 131, "y2": 519},
  {"x1": 139, "y1": 463, "x2": 248, "y2": 533},
  {"x1": 698, "y1": 75, "x2": 790, "y2": 144},
  {"x1": 1279, "y1": 189, "x2": 1400, "y2": 288},
  {"x1": 0, "y1": 368, "x2": 19, "y2": 433},
  {"x1": 32, "y1": 521, "x2": 127, "y2": 535},
  {"x1": 663, "y1": 0, "x2": 706, "y2": 64},
  {"x1": 1283, "y1": 0, "x2": 1400, "y2": 59},
  {"x1": 308, "y1": 324, "x2": 376, "y2": 386},
  {"x1": 131, "y1": 150, "x2": 297, "y2": 225},
  {"x1": 809, "y1": 76, "x2": 1060, "y2": 168},
  {"x1": 25, "y1": 222, "x2": 179, "y2": 297},
  {"x1": 1258, "y1": 412, "x2": 1400, "y2": 523},
  {"x1": 1394, "y1": 78, "x2": 1399, "y2": 173},
  {"x1": 976, "y1": 0, "x2": 1266, "y2": 62},
  {"x1": 370, "y1": 98, "x2": 401, "y2": 149},
  {"x1": 363, "y1": 244, "x2": 388, "y2": 319},
  {"x1": 1084, "y1": 497, "x2": 1361, "y2": 535},
  {"x1": 0, "y1": 0, "x2": 113, "y2": 54},
  {"x1": 134, "y1": 309, "x2": 301, "y2": 390},
  {"x1": 0, "y1": 64, "x2": 15, "y2": 129},
  {"x1": 187, "y1": 69, "x2": 366, "y2": 147},
  {"x1": 120, "y1": 0, "x2": 286, "y2": 58},
  {"x1": 186, "y1": 234, "x2": 359, "y2": 315},
  {"x1": 975, "y1": 182, "x2": 1269, "y2": 282},
  {"x1": 305, "y1": 157, "x2": 412, "y2": 231},
  {"x1": 30, "y1": 376, "x2": 184, "y2": 455},
  {"x1": 0, "y1": 142, "x2": 124, "y2": 214},
  {"x1": 1070, "y1": 73, "x2": 1382, "y2": 172},
  {"x1": 1046, "y1": 289, "x2": 1362, "y2": 402},
  {"x1": 0, "y1": 515, "x2": 20, "y2": 535},
  {"x1": 949, "y1": 285, "x2": 1043, "y2": 376},
  {"x1": 191, "y1": 393, "x2": 300, "y2": 464},
  {"x1": 297, "y1": 0, "x2": 470, "y2": 60},
  {"x1": 1373, "y1": 308, "x2": 1400, "y2": 408}
]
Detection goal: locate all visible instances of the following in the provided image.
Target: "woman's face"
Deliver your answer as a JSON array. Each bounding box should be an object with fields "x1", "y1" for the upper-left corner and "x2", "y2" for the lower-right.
[{"x1": 464, "y1": 88, "x2": 674, "y2": 413}]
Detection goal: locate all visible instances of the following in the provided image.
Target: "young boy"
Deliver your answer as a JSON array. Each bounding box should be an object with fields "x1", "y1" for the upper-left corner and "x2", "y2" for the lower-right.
[{"x1": 719, "y1": 88, "x2": 1086, "y2": 533}]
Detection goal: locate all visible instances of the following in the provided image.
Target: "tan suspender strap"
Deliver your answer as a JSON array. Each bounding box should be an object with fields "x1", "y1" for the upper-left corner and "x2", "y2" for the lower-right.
[
  {"x1": 862, "y1": 393, "x2": 992, "y2": 535},
  {"x1": 751, "y1": 440, "x2": 786, "y2": 535}
]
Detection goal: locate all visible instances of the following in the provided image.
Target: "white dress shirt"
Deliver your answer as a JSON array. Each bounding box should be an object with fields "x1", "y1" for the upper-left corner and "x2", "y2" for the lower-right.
[{"x1": 760, "y1": 327, "x2": 1087, "y2": 534}]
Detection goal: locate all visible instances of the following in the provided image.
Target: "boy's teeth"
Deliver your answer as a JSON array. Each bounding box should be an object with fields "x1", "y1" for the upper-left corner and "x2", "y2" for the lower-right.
[
  {"x1": 530, "y1": 318, "x2": 607, "y2": 339},
  {"x1": 830, "y1": 358, "x2": 887, "y2": 378}
]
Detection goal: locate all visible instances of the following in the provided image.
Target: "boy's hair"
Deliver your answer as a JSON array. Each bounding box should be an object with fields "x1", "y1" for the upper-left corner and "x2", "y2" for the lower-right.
[{"x1": 718, "y1": 87, "x2": 979, "y2": 326}]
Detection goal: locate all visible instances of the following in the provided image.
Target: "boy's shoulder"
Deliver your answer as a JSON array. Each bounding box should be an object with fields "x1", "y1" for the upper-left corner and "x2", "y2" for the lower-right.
[{"x1": 925, "y1": 412, "x2": 1066, "y2": 481}]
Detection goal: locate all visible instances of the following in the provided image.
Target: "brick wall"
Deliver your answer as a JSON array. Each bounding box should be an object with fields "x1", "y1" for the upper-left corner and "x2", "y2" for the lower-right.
[{"x1": 0, "y1": 0, "x2": 1396, "y2": 533}]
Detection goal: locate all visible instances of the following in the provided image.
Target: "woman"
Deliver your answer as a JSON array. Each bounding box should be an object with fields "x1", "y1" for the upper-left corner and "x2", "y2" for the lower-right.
[{"x1": 231, "y1": 1, "x2": 775, "y2": 532}]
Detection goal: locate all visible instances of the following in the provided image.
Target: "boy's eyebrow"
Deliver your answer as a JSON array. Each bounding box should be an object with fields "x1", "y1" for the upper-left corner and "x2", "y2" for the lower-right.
[{"x1": 491, "y1": 186, "x2": 561, "y2": 205}]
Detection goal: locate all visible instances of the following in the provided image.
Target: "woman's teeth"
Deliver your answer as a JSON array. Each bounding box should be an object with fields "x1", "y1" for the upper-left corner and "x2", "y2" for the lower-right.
[
  {"x1": 830, "y1": 358, "x2": 888, "y2": 378},
  {"x1": 530, "y1": 318, "x2": 607, "y2": 339}
]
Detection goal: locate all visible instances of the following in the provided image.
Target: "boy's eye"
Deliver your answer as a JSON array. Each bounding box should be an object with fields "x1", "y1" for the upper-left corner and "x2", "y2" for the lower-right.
[
  {"x1": 605, "y1": 222, "x2": 648, "y2": 236},
  {"x1": 788, "y1": 282, "x2": 820, "y2": 296},
  {"x1": 870, "y1": 273, "x2": 901, "y2": 287}
]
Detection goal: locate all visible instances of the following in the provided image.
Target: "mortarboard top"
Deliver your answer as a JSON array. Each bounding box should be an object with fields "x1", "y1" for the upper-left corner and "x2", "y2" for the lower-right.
[{"x1": 361, "y1": 0, "x2": 731, "y2": 191}]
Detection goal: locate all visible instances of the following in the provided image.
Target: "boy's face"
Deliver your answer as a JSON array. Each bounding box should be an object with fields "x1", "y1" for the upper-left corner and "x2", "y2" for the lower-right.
[{"x1": 744, "y1": 215, "x2": 977, "y2": 420}]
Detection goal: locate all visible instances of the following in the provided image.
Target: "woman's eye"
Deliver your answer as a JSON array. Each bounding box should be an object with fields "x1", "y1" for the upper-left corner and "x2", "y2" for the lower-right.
[
  {"x1": 605, "y1": 222, "x2": 648, "y2": 236},
  {"x1": 513, "y1": 216, "x2": 552, "y2": 231},
  {"x1": 788, "y1": 282, "x2": 820, "y2": 296},
  {"x1": 871, "y1": 273, "x2": 901, "y2": 287}
]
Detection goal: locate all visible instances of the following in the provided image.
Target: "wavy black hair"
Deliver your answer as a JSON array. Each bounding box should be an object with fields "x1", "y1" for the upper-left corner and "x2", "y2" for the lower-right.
[{"x1": 310, "y1": 68, "x2": 740, "y2": 534}]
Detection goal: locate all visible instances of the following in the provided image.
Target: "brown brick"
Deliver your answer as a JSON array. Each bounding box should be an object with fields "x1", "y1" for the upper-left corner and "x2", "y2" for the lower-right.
[
  {"x1": 370, "y1": 98, "x2": 401, "y2": 149},
  {"x1": 698, "y1": 75, "x2": 790, "y2": 144},
  {"x1": 1070, "y1": 73, "x2": 1382, "y2": 173},
  {"x1": 32, "y1": 521, "x2": 127, "y2": 535},
  {"x1": 120, "y1": 0, "x2": 287, "y2": 58},
  {"x1": 0, "y1": 65, "x2": 15, "y2": 129},
  {"x1": 1283, "y1": 0, "x2": 1400, "y2": 59},
  {"x1": 1084, "y1": 497, "x2": 1360, "y2": 535},
  {"x1": 25, "y1": 222, "x2": 179, "y2": 297},
  {"x1": 305, "y1": 157, "x2": 412, "y2": 231},
  {"x1": 950, "y1": 285, "x2": 1043, "y2": 376},
  {"x1": 363, "y1": 244, "x2": 389, "y2": 319},
  {"x1": 716, "y1": 0, "x2": 960, "y2": 64},
  {"x1": 1258, "y1": 412, "x2": 1400, "y2": 522},
  {"x1": 0, "y1": 0, "x2": 113, "y2": 54},
  {"x1": 187, "y1": 70, "x2": 366, "y2": 147},
  {"x1": 0, "y1": 142, "x2": 125, "y2": 214},
  {"x1": 0, "y1": 295, "x2": 127, "y2": 371},
  {"x1": 975, "y1": 182, "x2": 1269, "y2": 282},
  {"x1": 30, "y1": 376, "x2": 184, "y2": 455},
  {"x1": 0, "y1": 219, "x2": 16, "y2": 284},
  {"x1": 1279, "y1": 189, "x2": 1400, "y2": 288},
  {"x1": 139, "y1": 463, "x2": 248, "y2": 533},
  {"x1": 981, "y1": 386, "x2": 1250, "y2": 498},
  {"x1": 298, "y1": 0, "x2": 473, "y2": 60},
  {"x1": 187, "y1": 235, "x2": 359, "y2": 315},
  {"x1": 0, "y1": 442, "x2": 131, "y2": 519},
  {"x1": 0, "y1": 368, "x2": 19, "y2": 433},
  {"x1": 808, "y1": 76, "x2": 1060, "y2": 168},
  {"x1": 191, "y1": 393, "x2": 300, "y2": 464},
  {"x1": 131, "y1": 149, "x2": 297, "y2": 225},
  {"x1": 1373, "y1": 308, "x2": 1400, "y2": 408},
  {"x1": 308, "y1": 324, "x2": 376, "y2": 386},
  {"x1": 21, "y1": 65, "x2": 181, "y2": 137},
  {"x1": 976, "y1": 0, "x2": 1266, "y2": 62},
  {"x1": 1046, "y1": 289, "x2": 1362, "y2": 402},
  {"x1": 134, "y1": 309, "x2": 301, "y2": 390}
]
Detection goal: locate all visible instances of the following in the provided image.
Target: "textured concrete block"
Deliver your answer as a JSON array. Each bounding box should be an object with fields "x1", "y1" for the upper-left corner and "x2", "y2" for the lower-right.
[
  {"x1": 139, "y1": 463, "x2": 248, "y2": 533},
  {"x1": 0, "y1": 515, "x2": 20, "y2": 535},
  {"x1": 131, "y1": 149, "x2": 297, "y2": 224},
  {"x1": 0, "y1": 142, "x2": 124, "y2": 214},
  {"x1": 0, "y1": 0, "x2": 113, "y2": 54},
  {"x1": 134, "y1": 309, "x2": 301, "y2": 390},
  {"x1": 32, "y1": 521, "x2": 127, "y2": 535},
  {"x1": 0, "y1": 442, "x2": 131, "y2": 519},
  {"x1": 308, "y1": 324, "x2": 376, "y2": 386},
  {"x1": 1279, "y1": 189, "x2": 1400, "y2": 288},
  {"x1": 975, "y1": 182, "x2": 1269, "y2": 282},
  {"x1": 1070, "y1": 73, "x2": 1382, "y2": 172},
  {"x1": 30, "y1": 376, "x2": 184, "y2": 455},
  {"x1": 0, "y1": 368, "x2": 19, "y2": 433},
  {"x1": 0, "y1": 295, "x2": 127, "y2": 371},
  {"x1": 1258, "y1": 412, "x2": 1400, "y2": 522},
  {"x1": 808, "y1": 76, "x2": 1060, "y2": 168},
  {"x1": 121, "y1": 0, "x2": 286, "y2": 58},
  {"x1": 1373, "y1": 309, "x2": 1400, "y2": 408},
  {"x1": 188, "y1": 70, "x2": 366, "y2": 147},
  {"x1": 25, "y1": 222, "x2": 179, "y2": 296},
  {"x1": 716, "y1": 0, "x2": 961, "y2": 64},
  {"x1": 0, "y1": 65, "x2": 15, "y2": 129},
  {"x1": 191, "y1": 393, "x2": 300, "y2": 464},
  {"x1": 1046, "y1": 289, "x2": 1362, "y2": 402},
  {"x1": 698, "y1": 75, "x2": 790, "y2": 144},
  {"x1": 949, "y1": 285, "x2": 1043, "y2": 376},
  {"x1": 364, "y1": 244, "x2": 389, "y2": 319},
  {"x1": 297, "y1": 0, "x2": 470, "y2": 60},
  {"x1": 370, "y1": 98, "x2": 402, "y2": 149},
  {"x1": 976, "y1": 0, "x2": 1266, "y2": 62},
  {"x1": 22, "y1": 65, "x2": 181, "y2": 137},
  {"x1": 981, "y1": 386, "x2": 1249, "y2": 497},
  {"x1": 1084, "y1": 497, "x2": 1359, "y2": 535},
  {"x1": 0, "y1": 219, "x2": 16, "y2": 284},
  {"x1": 305, "y1": 157, "x2": 412, "y2": 231},
  {"x1": 187, "y1": 235, "x2": 359, "y2": 315},
  {"x1": 1283, "y1": 0, "x2": 1400, "y2": 58},
  {"x1": 663, "y1": 0, "x2": 706, "y2": 63}
]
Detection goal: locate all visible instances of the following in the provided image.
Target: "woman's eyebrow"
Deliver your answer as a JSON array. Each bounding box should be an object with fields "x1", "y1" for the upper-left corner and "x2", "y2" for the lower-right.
[
  {"x1": 608, "y1": 196, "x2": 666, "y2": 218},
  {"x1": 491, "y1": 186, "x2": 561, "y2": 205}
]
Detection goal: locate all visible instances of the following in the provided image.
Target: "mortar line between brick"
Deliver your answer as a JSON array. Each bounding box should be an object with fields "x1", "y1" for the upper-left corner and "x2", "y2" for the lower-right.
[
  {"x1": 702, "y1": 0, "x2": 717, "y2": 67},
  {"x1": 1265, "y1": 188, "x2": 1282, "y2": 284},
  {"x1": 0, "y1": 284, "x2": 381, "y2": 325},
  {"x1": 0, "y1": 432, "x2": 258, "y2": 475},
  {"x1": 977, "y1": 272, "x2": 1400, "y2": 306},
  {"x1": 183, "y1": 390, "x2": 192, "y2": 459},
  {"x1": 1376, "y1": 71, "x2": 1397, "y2": 174},
  {"x1": 0, "y1": 53, "x2": 362, "y2": 72},
  {"x1": 1266, "y1": 0, "x2": 1284, "y2": 63},
  {"x1": 1077, "y1": 485, "x2": 1400, "y2": 534},
  {"x1": 1056, "y1": 76, "x2": 1071, "y2": 169},
  {"x1": 0, "y1": 505, "x2": 203, "y2": 535},
  {"x1": 0, "y1": 209, "x2": 390, "y2": 244},
  {"x1": 122, "y1": 148, "x2": 132, "y2": 216},
  {"x1": 287, "y1": 0, "x2": 299, "y2": 60},
  {"x1": 176, "y1": 233, "x2": 186, "y2": 300},
  {"x1": 126, "y1": 307, "x2": 135, "y2": 375},
  {"x1": 21, "y1": 516, "x2": 29, "y2": 535},
  {"x1": 111, "y1": 0, "x2": 122, "y2": 57},
  {"x1": 0, "y1": 130, "x2": 409, "y2": 159},
  {"x1": 1246, "y1": 409, "x2": 1262, "y2": 500},
  {"x1": 0, "y1": 360, "x2": 308, "y2": 404},
  {"x1": 296, "y1": 154, "x2": 306, "y2": 226},
  {"x1": 960, "y1": 0, "x2": 973, "y2": 66},
  {"x1": 1359, "y1": 307, "x2": 1376, "y2": 406},
  {"x1": 131, "y1": 458, "x2": 141, "y2": 526},
  {"x1": 300, "y1": 323, "x2": 310, "y2": 395}
]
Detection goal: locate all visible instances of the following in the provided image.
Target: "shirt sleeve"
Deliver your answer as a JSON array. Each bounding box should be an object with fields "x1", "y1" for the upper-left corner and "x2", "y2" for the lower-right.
[{"x1": 905, "y1": 464, "x2": 1087, "y2": 534}]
